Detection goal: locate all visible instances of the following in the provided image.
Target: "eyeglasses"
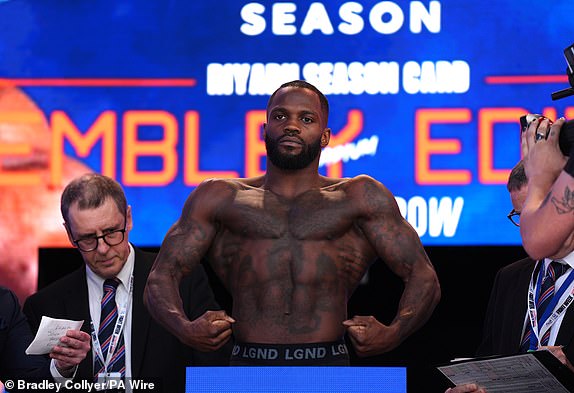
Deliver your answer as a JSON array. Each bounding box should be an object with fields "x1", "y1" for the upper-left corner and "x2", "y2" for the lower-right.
[
  {"x1": 72, "y1": 220, "x2": 127, "y2": 252},
  {"x1": 507, "y1": 209, "x2": 520, "y2": 227}
]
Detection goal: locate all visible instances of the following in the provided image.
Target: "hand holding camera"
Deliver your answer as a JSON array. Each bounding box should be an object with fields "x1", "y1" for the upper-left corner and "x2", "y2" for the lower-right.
[
  {"x1": 520, "y1": 42, "x2": 574, "y2": 156},
  {"x1": 520, "y1": 114, "x2": 574, "y2": 156},
  {"x1": 521, "y1": 116, "x2": 569, "y2": 193},
  {"x1": 518, "y1": 42, "x2": 574, "y2": 262}
]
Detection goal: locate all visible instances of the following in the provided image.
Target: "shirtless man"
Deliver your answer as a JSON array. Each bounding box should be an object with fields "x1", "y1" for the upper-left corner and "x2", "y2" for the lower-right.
[{"x1": 144, "y1": 80, "x2": 441, "y2": 365}]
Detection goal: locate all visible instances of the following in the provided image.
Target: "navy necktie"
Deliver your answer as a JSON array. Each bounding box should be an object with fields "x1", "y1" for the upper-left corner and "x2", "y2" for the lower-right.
[
  {"x1": 94, "y1": 278, "x2": 126, "y2": 380},
  {"x1": 519, "y1": 261, "x2": 568, "y2": 352}
]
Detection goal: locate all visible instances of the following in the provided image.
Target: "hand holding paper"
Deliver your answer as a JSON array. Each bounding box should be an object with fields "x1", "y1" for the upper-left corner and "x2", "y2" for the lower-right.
[{"x1": 26, "y1": 316, "x2": 84, "y2": 355}]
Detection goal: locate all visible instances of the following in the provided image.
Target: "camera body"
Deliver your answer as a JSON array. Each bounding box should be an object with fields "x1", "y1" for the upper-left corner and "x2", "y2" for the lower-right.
[
  {"x1": 520, "y1": 114, "x2": 574, "y2": 156},
  {"x1": 551, "y1": 43, "x2": 574, "y2": 100},
  {"x1": 560, "y1": 120, "x2": 574, "y2": 156}
]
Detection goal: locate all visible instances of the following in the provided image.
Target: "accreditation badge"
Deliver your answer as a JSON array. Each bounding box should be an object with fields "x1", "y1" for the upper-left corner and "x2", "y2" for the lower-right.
[{"x1": 96, "y1": 372, "x2": 123, "y2": 390}]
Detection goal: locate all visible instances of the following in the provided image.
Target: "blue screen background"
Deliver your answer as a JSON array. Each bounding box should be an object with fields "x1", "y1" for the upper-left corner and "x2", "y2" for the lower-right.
[{"x1": 0, "y1": 0, "x2": 573, "y2": 246}]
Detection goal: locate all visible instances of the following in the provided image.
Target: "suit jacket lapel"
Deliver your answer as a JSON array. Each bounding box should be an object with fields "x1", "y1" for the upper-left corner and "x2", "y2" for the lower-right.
[
  {"x1": 64, "y1": 266, "x2": 94, "y2": 381},
  {"x1": 130, "y1": 246, "x2": 153, "y2": 378},
  {"x1": 509, "y1": 259, "x2": 536, "y2": 352}
]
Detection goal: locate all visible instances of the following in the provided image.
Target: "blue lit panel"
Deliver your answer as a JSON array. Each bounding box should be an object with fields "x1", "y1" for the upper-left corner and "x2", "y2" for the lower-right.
[{"x1": 185, "y1": 366, "x2": 407, "y2": 393}]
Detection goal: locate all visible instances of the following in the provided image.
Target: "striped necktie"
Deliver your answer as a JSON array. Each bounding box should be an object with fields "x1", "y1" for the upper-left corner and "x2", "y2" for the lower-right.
[
  {"x1": 94, "y1": 278, "x2": 126, "y2": 380},
  {"x1": 519, "y1": 261, "x2": 568, "y2": 352}
]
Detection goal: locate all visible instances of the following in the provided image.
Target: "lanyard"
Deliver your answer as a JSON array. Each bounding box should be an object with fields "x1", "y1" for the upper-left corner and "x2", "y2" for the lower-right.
[
  {"x1": 527, "y1": 262, "x2": 574, "y2": 350},
  {"x1": 91, "y1": 275, "x2": 133, "y2": 374}
]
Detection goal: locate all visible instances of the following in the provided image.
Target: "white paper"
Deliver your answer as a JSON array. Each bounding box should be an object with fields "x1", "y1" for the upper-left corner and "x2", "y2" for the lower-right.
[
  {"x1": 438, "y1": 353, "x2": 570, "y2": 393},
  {"x1": 25, "y1": 316, "x2": 84, "y2": 355}
]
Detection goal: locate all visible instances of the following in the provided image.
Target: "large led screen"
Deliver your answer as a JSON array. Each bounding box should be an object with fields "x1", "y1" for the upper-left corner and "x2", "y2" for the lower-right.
[{"x1": 1, "y1": 0, "x2": 573, "y2": 250}]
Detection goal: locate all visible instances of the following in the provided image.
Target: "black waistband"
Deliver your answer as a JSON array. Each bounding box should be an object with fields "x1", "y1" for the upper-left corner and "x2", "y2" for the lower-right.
[{"x1": 230, "y1": 340, "x2": 350, "y2": 366}]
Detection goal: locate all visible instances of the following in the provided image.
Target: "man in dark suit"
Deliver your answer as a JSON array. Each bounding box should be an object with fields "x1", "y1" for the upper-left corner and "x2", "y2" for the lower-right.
[
  {"x1": 0, "y1": 286, "x2": 90, "y2": 390},
  {"x1": 446, "y1": 161, "x2": 574, "y2": 393},
  {"x1": 0, "y1": 287, "x2": 47, "y2": 383},
  {"x1": 23, "y1": 173, "x2": 232, "y2": 393},
  {"x1": 477, "y1": 160, "x2": 574, "y2": 365}
]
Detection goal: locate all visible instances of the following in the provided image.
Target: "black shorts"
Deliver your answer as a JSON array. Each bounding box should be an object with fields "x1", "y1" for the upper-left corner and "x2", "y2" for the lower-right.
[{"x1": 230, "y1": 340, "x2": 350, "y2": 366}]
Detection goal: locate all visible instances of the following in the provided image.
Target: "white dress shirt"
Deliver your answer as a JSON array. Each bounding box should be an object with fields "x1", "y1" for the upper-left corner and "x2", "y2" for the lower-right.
[{"x1": 86, "y1": 243, "x2": 135, "y2": 381}]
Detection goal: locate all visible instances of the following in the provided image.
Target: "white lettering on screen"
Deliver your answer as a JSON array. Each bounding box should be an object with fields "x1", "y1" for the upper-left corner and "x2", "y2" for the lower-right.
[{"x1": 240, "y1": 1, "x2": 442, "y2": 36}]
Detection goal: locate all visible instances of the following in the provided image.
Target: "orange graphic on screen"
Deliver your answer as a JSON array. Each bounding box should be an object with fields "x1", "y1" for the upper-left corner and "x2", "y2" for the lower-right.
[{"x1": 0, "y1": 87, "x2": 92, "y2": 303}]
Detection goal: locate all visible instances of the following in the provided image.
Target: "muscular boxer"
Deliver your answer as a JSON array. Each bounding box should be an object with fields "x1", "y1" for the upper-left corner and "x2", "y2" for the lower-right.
[{"x1": 144, "y1": 80, "x2": 441, "y2": 364}]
